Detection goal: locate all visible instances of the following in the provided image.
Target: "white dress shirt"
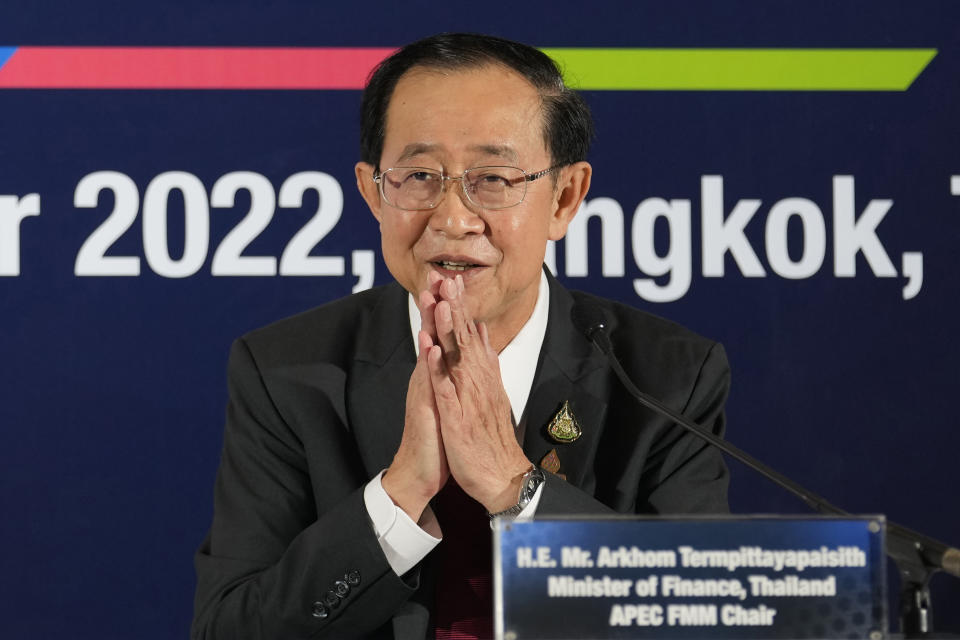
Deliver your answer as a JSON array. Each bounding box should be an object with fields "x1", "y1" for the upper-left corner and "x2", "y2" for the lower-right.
[{"x1": 362, "y1": 271, "x2": 551, "y2": 576}]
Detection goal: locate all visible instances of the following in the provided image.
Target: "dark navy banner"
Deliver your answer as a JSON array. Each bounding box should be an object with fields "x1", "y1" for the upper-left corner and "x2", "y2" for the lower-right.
[{"x1": 1, "y1": 1, "x2": 958, "y2": 638}]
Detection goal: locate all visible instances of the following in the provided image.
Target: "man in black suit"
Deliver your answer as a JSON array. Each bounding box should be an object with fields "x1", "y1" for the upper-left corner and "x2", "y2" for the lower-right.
[{"x1": 192, "y1": 33, "x2": 730, "y2": 639}]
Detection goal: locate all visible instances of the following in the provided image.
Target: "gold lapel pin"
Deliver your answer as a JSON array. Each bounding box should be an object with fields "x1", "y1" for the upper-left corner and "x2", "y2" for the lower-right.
[{"x1": 547, "y1": 400, "x2": 582, "y2": 443}]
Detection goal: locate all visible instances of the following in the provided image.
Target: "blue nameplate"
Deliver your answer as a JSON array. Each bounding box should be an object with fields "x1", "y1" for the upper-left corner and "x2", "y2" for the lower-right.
[{"x1": 494, "y1": 516, "x2": 886, "y2": 639}]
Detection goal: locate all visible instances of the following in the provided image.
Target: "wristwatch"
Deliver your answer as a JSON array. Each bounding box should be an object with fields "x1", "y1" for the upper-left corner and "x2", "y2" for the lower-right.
[{"x1": 487, "y1": 465, "x2": 545, "y2": 519}]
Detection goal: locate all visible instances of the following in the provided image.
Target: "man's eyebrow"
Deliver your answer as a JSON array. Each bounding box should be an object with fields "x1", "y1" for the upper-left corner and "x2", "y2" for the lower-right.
[
  {"x1": 396, "y1": 143, "x2": 439, "y2": 163},
  {"x1": 468, "y1": 145, "x2": 519, "y2": 163},
  {"x1": 394, "y1": 143, "x2": 519, "y2": 164}
]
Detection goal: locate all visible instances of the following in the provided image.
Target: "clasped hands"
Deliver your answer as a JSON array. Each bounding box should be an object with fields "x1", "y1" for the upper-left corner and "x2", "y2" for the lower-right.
[{"x1": 381, "y1": 271, "x2": 533, "y2": 526}]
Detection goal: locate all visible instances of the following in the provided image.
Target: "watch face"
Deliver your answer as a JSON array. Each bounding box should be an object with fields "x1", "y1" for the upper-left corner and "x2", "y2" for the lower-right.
[
  {"x1": 521, "y1": 470, "x2": 544, "y2": 503},
  {"x1": 520, "y1": 484, "x2": 532, "y2": 503}
]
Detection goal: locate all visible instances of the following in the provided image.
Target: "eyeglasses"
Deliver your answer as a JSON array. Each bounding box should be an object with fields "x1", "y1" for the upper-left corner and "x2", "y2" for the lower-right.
[{"x1": 372, "y1": 165, "x2": 559, "y2": 211}]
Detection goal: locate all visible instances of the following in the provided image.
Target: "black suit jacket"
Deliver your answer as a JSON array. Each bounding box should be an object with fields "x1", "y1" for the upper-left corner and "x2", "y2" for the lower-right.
[{"x1": 192, "y1": 273, "x2": 730, "y2": 639}]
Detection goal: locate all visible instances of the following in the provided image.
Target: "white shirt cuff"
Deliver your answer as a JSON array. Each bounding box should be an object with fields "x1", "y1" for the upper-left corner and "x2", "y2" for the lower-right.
[{"x1": 363, "y1": 470, "x2": 441, "y2": 576}]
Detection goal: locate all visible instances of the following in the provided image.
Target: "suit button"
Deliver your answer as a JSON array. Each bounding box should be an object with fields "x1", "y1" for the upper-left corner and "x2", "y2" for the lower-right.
[
  {"x1": 311, "y1": 602, "x2": 328, "y2": 619},
  {"x1": 323, "y1": 591, "x2": 340, "y2": 608},
  {"x1": 346, "y1": 570, "x2": 361, "y2": 586},
  {"x1": 334, "y1": 580, "x2": 350, "y2": 597}
]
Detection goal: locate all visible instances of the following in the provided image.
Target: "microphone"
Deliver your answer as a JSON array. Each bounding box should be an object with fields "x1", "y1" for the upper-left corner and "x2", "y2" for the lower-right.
[
  {"x1": 572, "y1": 301, "x2": 844, "y2": 516},
  {"x1": 570, "y1": 304, "x2": 612, "y2": 354},
  {"x1": 571, "y1": 301, "x2": 960, "y2": 584}
]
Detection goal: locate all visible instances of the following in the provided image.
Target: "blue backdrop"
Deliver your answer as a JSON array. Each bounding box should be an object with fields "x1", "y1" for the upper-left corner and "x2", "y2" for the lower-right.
[{"x1": 1, "y1": 1, "x2": 958, "y2": 637}]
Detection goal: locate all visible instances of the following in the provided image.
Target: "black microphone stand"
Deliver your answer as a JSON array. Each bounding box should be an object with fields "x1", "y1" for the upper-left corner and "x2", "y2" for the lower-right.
[{"x1": 577, "y1": 310, "x2": 960, "y2": 638}]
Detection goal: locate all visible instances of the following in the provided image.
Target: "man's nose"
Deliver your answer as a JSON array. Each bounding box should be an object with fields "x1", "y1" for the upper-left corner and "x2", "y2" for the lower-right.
[{"x1": 427, "y1": 181, "x2": 485, "y2": 237}]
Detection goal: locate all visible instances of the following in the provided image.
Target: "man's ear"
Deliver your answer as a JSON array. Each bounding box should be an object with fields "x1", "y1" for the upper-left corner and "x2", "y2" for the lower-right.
[
  {"x1": 355, "y1": 162, "x2": 383, "y2": 224},
  {"x1": 548, "y1": 161, "x2": 592, "y2": 241}
]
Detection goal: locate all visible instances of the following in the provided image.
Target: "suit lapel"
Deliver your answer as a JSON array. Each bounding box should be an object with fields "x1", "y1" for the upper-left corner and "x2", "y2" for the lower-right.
[
  {"x1": 522, "y1": 274, "x2": 610, "y2": 490},
  {"x1": 346, "y1": 287, "x2": 437, "y2": 640},
  {"x1": 347, "y1": 283, "x2": 416, "y2": 477}
]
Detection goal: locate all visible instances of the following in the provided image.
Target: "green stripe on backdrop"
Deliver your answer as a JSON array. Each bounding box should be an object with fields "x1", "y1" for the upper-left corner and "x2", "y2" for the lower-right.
[{"x1": 540, "y1": 49, "x2": 938, "y2": 91}]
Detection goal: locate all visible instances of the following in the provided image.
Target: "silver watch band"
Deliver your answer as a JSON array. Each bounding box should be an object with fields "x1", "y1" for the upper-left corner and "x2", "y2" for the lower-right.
[{"x1": 487, "y1": 465, "x2": 544, "y2": 519}]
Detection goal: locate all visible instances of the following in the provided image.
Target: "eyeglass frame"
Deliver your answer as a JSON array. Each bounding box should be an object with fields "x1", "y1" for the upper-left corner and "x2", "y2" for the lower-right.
[{"x1": 372, "y1": 164, "x2": 562, "y2": 211}]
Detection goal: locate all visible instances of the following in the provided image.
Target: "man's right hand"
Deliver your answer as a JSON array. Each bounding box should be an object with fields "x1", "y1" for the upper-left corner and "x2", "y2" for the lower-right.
[{"x1": 381, "y1": 275, "x2": 449, "y2": 522}]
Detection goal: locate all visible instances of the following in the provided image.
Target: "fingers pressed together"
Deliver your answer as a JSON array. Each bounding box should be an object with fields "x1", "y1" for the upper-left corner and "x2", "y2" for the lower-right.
[{"x1": 417, "y1": 273, "x2": 532, "y2": 512}]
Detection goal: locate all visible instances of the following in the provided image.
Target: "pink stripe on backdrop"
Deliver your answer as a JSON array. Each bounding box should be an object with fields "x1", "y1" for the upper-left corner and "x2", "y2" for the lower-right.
[{"x1": 0, "y1": 47, "x2": 397, "y2": 89}]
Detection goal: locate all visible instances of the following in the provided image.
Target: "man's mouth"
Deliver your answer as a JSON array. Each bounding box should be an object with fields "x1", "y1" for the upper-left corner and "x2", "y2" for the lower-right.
[{"x1": 432, "y1": 260, "x2": 481, "y2": 272}]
